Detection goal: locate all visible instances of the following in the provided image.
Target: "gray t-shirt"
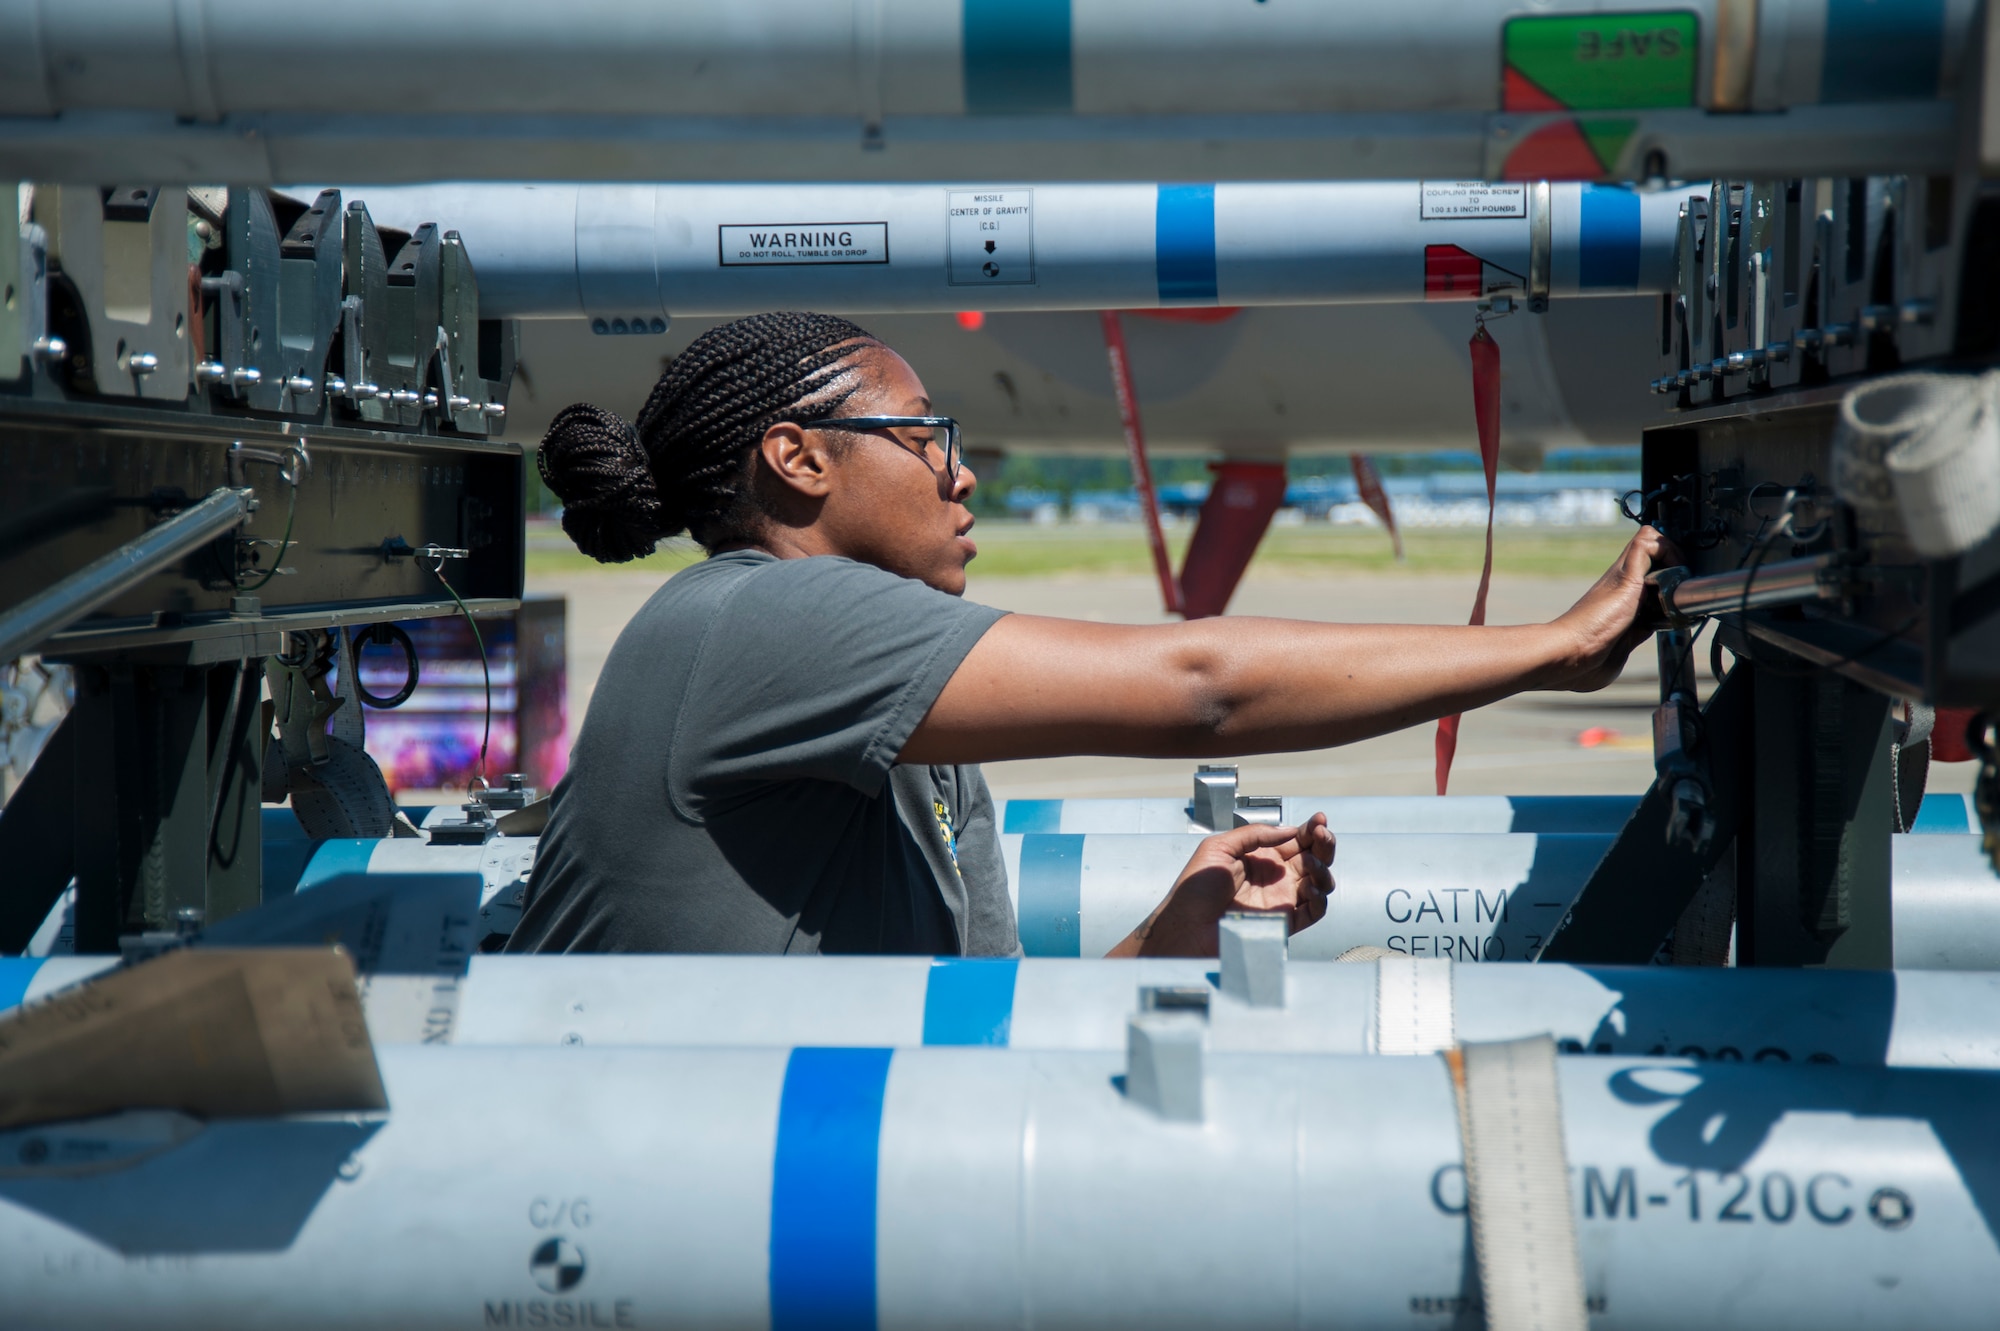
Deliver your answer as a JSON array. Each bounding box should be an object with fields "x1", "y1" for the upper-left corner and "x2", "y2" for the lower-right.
[{"x1": 509, "y1": 549, "x2": 1019, "y2": 956}]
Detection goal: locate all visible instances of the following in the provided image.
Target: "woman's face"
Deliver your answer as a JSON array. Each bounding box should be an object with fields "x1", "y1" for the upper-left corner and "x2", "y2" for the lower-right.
[{"x1": 812, "y1": 345, "x2": 980, "y2": 595}]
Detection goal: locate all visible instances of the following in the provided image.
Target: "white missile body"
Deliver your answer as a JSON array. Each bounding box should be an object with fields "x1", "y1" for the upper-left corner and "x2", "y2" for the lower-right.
[
  {"x1": 0, "y1": 1044, "x2": 1996, "y2": 1329},
  {"x1": 327, "y1": 182, "x2": 1684, "y2": 327},
  {"x1": 240, "y1": 828, "x2": 2000, "y2": 966},
  {"x1": 0, "y1": 1, "x2": 1964, "y2": 182},
  {"x1": 12, "y1": 941, "x2": 2000, "y2": 1071},
  {"x1": 998, "y1": 831, "x2": 2000, "y2": 967}
]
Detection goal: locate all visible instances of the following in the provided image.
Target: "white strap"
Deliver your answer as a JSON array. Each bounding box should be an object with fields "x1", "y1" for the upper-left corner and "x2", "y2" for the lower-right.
[
  {"x1": 1448, "y1": 1037, "x2": 1589, "y2": 1331},
  {"x1": 1375, "y1": 957, "x2": 1454, "y2": 1055}
]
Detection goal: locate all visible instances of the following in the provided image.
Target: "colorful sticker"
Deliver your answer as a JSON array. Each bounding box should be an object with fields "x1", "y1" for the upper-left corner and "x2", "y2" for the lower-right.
[{"x1": 1503, "y1": 12, "x2": 1700, "y2": 111}]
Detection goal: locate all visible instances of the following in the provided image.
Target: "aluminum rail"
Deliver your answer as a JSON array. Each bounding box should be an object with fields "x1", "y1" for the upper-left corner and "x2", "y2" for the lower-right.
[
  {"x1": 991, "y1": 792, "x2": 1981, "y2": 836},
  {"x1": 1653, "y1": 554, "x2": 1844, "y2": 623},
  {"x1": 327, "y1": 182, "x2": 1684, "y2": 326},
  {"x1": 15, "y1": 944, "x2": 1999, "y2": 1069},
  {"x1": 0, "y1": 487, "x2": 253, "y2": 663},
  {"x1": 0, "y1": 2, "x2": 1964, "y2": 182},
  {"x1": 0, "y1": 1043, "x2": 1995, "y2": 1328}
]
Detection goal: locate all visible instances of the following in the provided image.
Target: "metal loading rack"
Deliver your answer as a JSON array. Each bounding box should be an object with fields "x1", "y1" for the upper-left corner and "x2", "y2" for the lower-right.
[
  {"x1": 0, "y1": 182, "x2": 525, "y2": 957},
  {"x1": 1543, "y1": 166, "x2": 2000, "y2": 969}
]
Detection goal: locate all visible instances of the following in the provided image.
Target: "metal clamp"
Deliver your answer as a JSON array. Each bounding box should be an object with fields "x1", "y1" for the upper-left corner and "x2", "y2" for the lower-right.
[{"x1": 228, "y1": 438, "x2": 311, "y2": 488}]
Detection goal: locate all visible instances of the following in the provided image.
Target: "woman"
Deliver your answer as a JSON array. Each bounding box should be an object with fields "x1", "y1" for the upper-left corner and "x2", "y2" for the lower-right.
[{"x1": 511, "y1": 312, "x2": 1669, "y2": 958}]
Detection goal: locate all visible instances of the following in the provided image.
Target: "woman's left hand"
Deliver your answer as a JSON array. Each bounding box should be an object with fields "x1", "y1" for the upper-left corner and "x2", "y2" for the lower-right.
[{"x1": 1107, "y1": 813, "x2": 1335, "y2": 958}]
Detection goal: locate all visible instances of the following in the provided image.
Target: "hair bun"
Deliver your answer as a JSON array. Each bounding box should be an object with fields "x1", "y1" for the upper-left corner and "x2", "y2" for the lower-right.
[{"x1": 536, "y1": 402, "x2": 673, "y2": 563}]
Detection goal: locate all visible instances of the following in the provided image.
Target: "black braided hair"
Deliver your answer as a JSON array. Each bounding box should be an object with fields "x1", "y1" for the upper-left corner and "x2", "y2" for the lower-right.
[{"x1": 537, "y1": 312, "x2": 880, "y2": 562}]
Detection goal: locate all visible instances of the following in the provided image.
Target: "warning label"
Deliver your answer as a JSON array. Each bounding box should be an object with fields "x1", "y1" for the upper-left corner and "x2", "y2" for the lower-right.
[
  {"x1": 719, "y1": 223, "x2": 888, "y2": 266},
  {"x1": 948, "y1": 190, "x2": 1035, "y2": 286},
  {"x1": 1420, "y1": 183, "x2": 1528, "y2": 220}
]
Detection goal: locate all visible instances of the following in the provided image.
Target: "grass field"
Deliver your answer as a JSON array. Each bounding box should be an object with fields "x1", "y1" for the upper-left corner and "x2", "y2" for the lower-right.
[{"x1": 524, "y1": 521, "x2": 1636, "y2": 580}]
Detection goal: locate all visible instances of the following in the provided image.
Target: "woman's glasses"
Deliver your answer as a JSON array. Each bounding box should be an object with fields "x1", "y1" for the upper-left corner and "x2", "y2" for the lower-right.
[{"x1": 806, "y1": 416, "x2": 962, "y2": 481}]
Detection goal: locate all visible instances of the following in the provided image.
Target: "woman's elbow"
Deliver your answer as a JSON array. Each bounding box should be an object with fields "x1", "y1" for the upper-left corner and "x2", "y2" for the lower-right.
[{"x1": 1162, "y1": 641, "x2": 1244, "y2": 743}]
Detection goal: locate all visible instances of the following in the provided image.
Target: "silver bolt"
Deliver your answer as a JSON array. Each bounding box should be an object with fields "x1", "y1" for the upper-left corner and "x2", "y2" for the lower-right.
[
  {"x1": 324, "y1": 376, "x2": 348, "y2": 395},
  {"x1": 128, "y1": 352, "x2": 160, "y2": 374},
  {"x1": 1900, "y1": 300, "x2": 1936, "y2": 327},
  {"x1": 449, "y1": 394, "x2": 472, "y2": 411},
  {"x1": 196, "y1": 360, "x2": 227, "y2": 382},
  {"x1": 231, "y1": 367, "x2": 262, "y2": 387},
  {"x1": 1765, "y1": 341, "x2": 1792, "y2": 363},
  {"x1": 31, "y1": 335, "x2": 67, "y2": 361},
  {"x1": 421, "y1": 391, "x2": 439, "y2": 408},
  {"x1": 390, "y1": 389, "x2": 420, "y2": 405},
  {"x1": 480, "y1": 403, "x2": 507, "y2": 419},
  {"x1": 285, "y1": 375, "x2": 315, "y2": 394}
]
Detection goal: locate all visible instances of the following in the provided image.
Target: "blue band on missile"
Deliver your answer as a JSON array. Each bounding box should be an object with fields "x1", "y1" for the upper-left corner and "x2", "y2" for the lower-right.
[
  {"x1": 295, "y1": 839, "x2": 379, "y2": 893},
  {"x1": 922, "y1": 958, "x2": 1019, "y2": 1046},
  {"x1": 1822, "y1": 0, "x2": 1944, "y2": 102},
  {"x1": 770, "y1": 1047, "x2": 893, "y2": 1331},
  {"x1": 1002, "y1": 799, "x2": 1062, "y2": 833},
  {"x1": 1912, "y1": 793, "x2": 1974, "y2": 834},
  {"x1": 1156, "y1": 185, "x2": 1219, "y2": 304},
  {"x1": 963, "y1": 0, "x2": 1073, "y2": 114},
  {"x1": 1579, "y1": 186, "x2": 1642, "y2": 290},
  {"x1": 0, "y1": 957, "x2": 44, "y2": 1011},
  {"x1": 1017, "y1": 833, "x2": 1084, "y2": 958}
]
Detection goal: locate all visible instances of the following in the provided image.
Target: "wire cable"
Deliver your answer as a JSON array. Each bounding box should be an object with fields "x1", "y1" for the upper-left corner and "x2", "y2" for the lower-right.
[
  {"x1": 429, "y1": 558, "x2": 491, "y2": 784},
  {"x1": 238, "y1": 482, "x2": 297, "y2": 591}
]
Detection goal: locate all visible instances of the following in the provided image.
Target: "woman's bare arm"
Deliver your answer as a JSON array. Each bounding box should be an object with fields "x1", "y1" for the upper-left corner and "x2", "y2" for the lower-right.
[{"x1": 900, "y1": 526, "x2": 1670, "y2": 765}]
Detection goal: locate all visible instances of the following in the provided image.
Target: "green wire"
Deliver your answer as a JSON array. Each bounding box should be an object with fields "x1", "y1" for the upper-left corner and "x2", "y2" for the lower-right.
[
  {"x1": 239, "y1": 483, "x2": 297, "y2": 592},
  {"x1": 431, "y1": 560, "x2": 492, "y2": 783}
]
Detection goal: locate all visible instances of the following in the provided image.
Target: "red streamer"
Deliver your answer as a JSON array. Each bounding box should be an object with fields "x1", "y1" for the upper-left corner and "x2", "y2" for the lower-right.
[{"x1": 1435, "y1": 323, "x2": 1502, "y2": 796}]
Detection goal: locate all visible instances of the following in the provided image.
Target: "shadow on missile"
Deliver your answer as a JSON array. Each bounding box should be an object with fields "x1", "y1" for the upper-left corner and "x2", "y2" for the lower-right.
[
  {"x1": 1577, "y1": 968, "x2": 1898, "y2": 1065},
  {"x1": 1608, "y1": 1058, "x2": 2000, "y2": 1246},
  {"x1": 0, "y1": 1115, "x2": 381, "y2": 1254},
  {"x1": 203, "y1": 870, "x2": 481, "y2": 977}
]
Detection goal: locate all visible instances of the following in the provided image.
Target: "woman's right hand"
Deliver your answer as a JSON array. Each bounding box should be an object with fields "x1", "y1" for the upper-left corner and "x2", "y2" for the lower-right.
[
  {"x1": 1546, "y1": 524, "x2": 1680, "y2": 693},
  {"x1": 1106, "y1": 814, "x2": 1335, "y2": 958}
]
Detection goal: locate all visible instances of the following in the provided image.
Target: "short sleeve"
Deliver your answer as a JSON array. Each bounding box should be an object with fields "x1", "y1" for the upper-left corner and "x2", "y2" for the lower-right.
[{"x1": 668, "y1": 556, "x2": 1005, "y2": 812}]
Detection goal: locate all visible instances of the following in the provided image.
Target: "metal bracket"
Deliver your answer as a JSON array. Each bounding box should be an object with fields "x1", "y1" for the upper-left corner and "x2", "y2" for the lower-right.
[{"x1": 1537, "y1": 664, "x2": 1750, "y2": 963}]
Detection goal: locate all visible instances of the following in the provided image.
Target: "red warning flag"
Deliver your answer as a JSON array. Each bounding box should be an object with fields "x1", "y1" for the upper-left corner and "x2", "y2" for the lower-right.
[{"x1": 1434, "y1": 323, "x2": 1502, "y2": 796}]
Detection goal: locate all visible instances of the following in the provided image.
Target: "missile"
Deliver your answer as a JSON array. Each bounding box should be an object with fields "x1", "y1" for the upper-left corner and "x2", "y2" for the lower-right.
[
  {"x1": 14, "y1": 864, "x2": 2000, "y2": 1071},
  {"x1": 230, "y1": 828, "x2": 2000, "y2": 964},
  {"x1": 994, "y1": 831, "x2": 2000, "y2": 967},
  {"x1": 0, "y1": 1035, "x2": 1995, "y2": 1328},
  {"x1": 321, "y1": 182, "x2": 1684, "y2": 328},
  {"x1": 16, "y1": 936, "x2": 2000, "y2": 1071},
  {"x1": 0, "y1": 2, "x2": 1963, "y2": 183}
]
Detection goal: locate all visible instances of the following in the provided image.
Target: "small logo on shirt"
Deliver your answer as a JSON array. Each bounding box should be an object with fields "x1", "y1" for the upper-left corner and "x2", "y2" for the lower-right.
[{"x1": 933, "y1": 798, "x2": 962, "y2": 878}]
